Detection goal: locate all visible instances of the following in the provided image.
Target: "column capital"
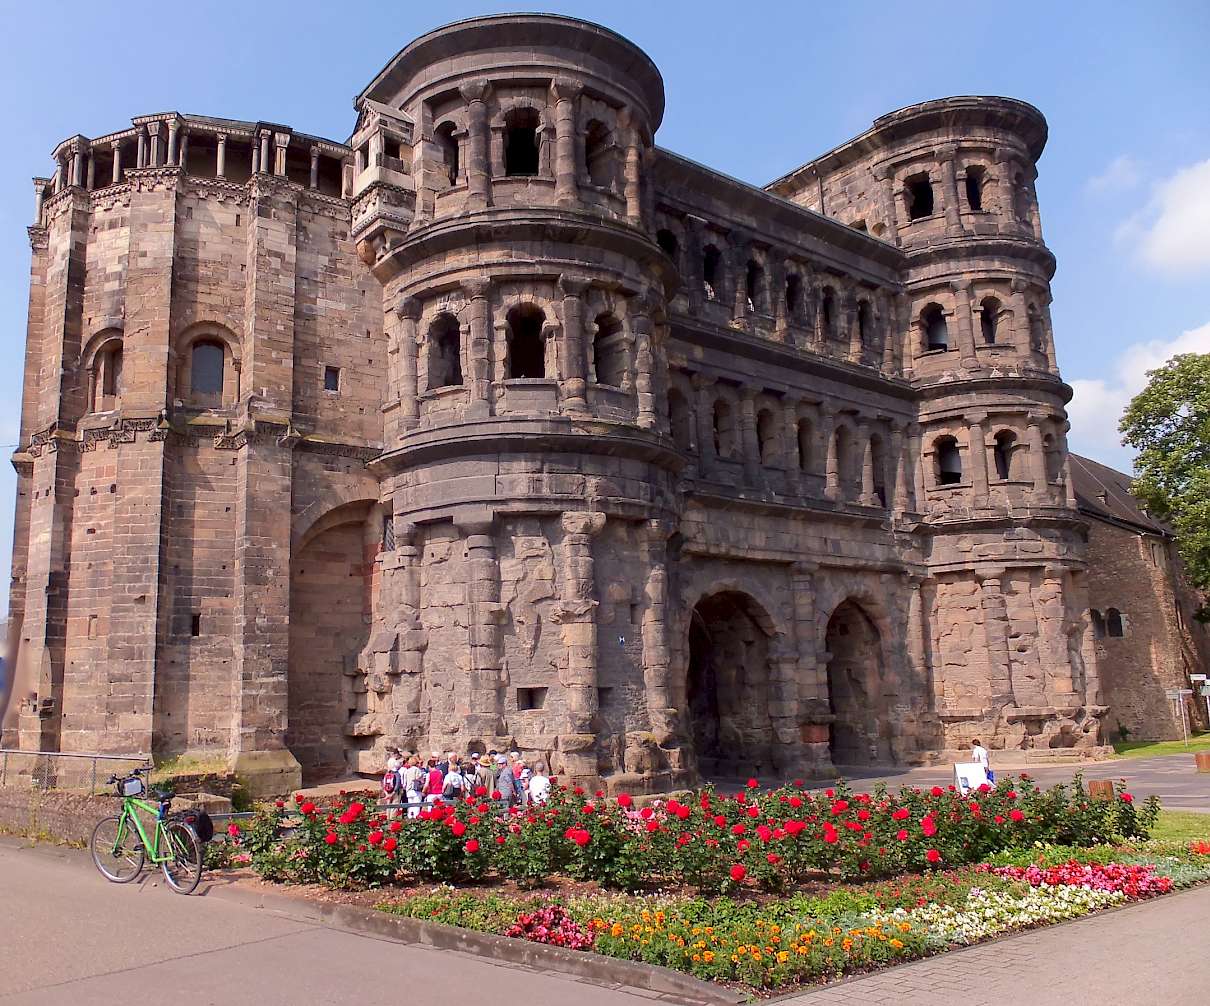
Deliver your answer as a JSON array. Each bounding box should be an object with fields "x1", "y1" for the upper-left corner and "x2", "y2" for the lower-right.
[
  {"x1": 967, "y1": 411, "x2": 988, "y2": 426},
  {"x1": 454, "y1": 510, "x2": 496, "y2": 538},
  {"x1": 690, "y1": 372, "x2": 715, "y2": 392},
  {"x1": 558, "y1": 274, "x2": 592, "y2": 297},
  {"x1": 549, "y1": 78, "x2": 583, "y2": 102},
  {"x1": 935, "y1": 143, "x2": 959, "y2": 162},
  {"x1": 459, "y1": 79, "x2": 492, "y2": 103},
  {"x1": 463, "y1": 277, "x2": 492, "y2": 300},
  {"x1": 739, "y1": 386, "x2": 758, "y2": 405},
  {"x1": 791, "y1": 560, "x2": 819, "y2": 577},
  {"x1": 395, "y1": 295, "x2": 422, "y2": 321},
  {"x1": 215, "y1": 132, "x2": 228, "y2": 143},
  {"x1": 641, "y1": 516, "x2": 677, "y2": 544},
  {"x1": 273, "y1": 132, "x2": 291, "y2": 148},
  {"x1": 562, "y1": 511, "x2": 607, "y2": 537},
  {"x1": 949, "y1": 278, "x2": 971, "y2": 294},
  {"x1": 976, "y1": 565, "x2": 1007, "y2": 583},
  {"x1": 310, "y1": 144, "x2": 320, "y2": 160}
]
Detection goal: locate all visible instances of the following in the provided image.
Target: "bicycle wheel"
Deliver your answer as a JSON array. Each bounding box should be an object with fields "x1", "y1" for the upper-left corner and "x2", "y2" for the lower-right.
[
  {"x1": 160, "y1": 821, "x2": 204, "y2": 895},
  {"x1": 91, "y1": 815, "x2": 145, "y2": 883}
]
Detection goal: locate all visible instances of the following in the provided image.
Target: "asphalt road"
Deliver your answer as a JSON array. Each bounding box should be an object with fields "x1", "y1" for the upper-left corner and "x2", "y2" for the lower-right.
[{"x1": 0, "y1": 840, "x2": 658, "y2": 1006}]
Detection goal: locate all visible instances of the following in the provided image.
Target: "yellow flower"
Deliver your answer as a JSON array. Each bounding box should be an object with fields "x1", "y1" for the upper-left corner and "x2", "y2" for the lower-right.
[
  {"x1": 705, "y1": 927, "x2": 715, "y2": 936},
  {"x1": 898, "y1": 922, "x2": 912, "y2": 933},
  {"x1": 889, "y1": 938, "x2": 904, "y2": 949},
  {"x1": 641, "y1": 910, "x2": 651, "y2": 923},
  {"x1": 691, "y1": 953, "x2": 701, "y2": 963},
  {"x1": 731, "y1": 955, "x2": 739, "y2": 963},
  {"x1": 703, "y1": 951, "x2": 715, "y2": 963},
  {"x1": 777, "y1": 951, "x2": 789, "y2": 964},
  {"x1": 610, "y1": 923, "x2": 623, "y2": 938},
  {"x1": 823, "y1": 938, "x2": 833, "y2": 947}
]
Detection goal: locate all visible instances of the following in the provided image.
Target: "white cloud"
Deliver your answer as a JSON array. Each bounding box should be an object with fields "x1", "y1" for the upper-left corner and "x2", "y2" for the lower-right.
[
  {"x1": 1116, "y1": 159, "x2": 1210, "y2": 275},
  {"x1": 1086, "y1": 154, "x2": 1142, "y2": 195},
  {"x1": 1066, "y1": 319, "x2": 1210, "y2": 469}
]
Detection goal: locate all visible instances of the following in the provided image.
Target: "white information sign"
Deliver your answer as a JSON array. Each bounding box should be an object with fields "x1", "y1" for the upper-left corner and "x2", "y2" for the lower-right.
[{"x1": 953, "y1": 762, "x2": 990, "y2": 796}]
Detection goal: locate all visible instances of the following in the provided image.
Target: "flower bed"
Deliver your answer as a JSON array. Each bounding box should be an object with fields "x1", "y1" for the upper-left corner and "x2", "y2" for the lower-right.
[{"x1": 232, "y1": 773, "x2": 1158, "y2": 894}]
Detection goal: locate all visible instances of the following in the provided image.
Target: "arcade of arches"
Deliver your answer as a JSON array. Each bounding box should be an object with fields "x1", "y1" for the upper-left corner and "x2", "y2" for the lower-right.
[{"x1": 824, "y1": 600, "x2": 891, "y2": 766}]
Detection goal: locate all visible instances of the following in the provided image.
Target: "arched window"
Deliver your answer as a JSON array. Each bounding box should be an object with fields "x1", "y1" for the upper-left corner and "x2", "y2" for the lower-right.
[
  {"x1": 668, "y1": 388, "x2": 693, "y2": 450},
  {"x1": 1106, "y1": 608, "x2": 1125, "y2": 638},
  {"x1": 922, "y1": 304, "x2": 948, "y2": 351},
  {"x1": 821, "y1": 287, "x2": 837, "y2": 339},
  {"x1": 934, "y1": 436, "x2": 962, "y2": 486},
  {"x1": 856, "y1": 300, "x2": 871, "y2": 346},
  {"x1": 712, "y1": 399, "x2": 736, "y2": 458},
  {"x1": 434, "y1": 121, "x2": 459, "y2": 186},
  {"x1": 797, "y1": 418, "x2": 813, "y2": 472},
  {"x1": 965, "y1": 166, "x2": 986, "y2": 211},
  {"x1": 190, "y1": 340, "x2": 226, "y2": 401},
  {"x1": 993, "y1": 430, "x2": 1016, "y2": 480},
  {"x1": 92, "y1": 338, "x2": 124, "y2": 411},
  {"x1": 870, "y1": 434, "x2": 887, "y2": 506},
  {"x1": 980, "y1": 297, "x2": 1000, "y2": 345},
  {"x1": 745, "y1": 260, "x2": 765, "y2": 313},
  {"x1": 427, "y1": 313, "x2": 462, "y2": 389},
  {"x1": 503, "y1": 108, "x2": 540, "y2": 176},
  {"x1": 506, "y1": 304, "x2": 546, "y2": 378},
  {"x1": 584, "y1": 119, "x2": 614, "y2": 189},
  {"x1": 785, "y1": 273, "x2": 802, "y2": 319},
  {"x1": 702, "y1": 244, "x2": 722, "y2": 300},
  {"x1": 756, "y1": 407, "x2": 778, "y2": 465},
  {"x1": 656, "y1": 228, "x2": 678, "y2": 259},
  {"x1": 905, "y1": 173, "x2": 934, "y2": 220},
  {"x1": 1091, "y1": 609, "x2": 1106, "y2": 639},
  {"x1": 591, "y1": 313, "x2": 626, "y2": 387}
]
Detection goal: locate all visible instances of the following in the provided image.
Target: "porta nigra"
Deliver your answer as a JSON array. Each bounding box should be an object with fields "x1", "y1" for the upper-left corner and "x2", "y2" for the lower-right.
[{"x1": 7, "y1": 15, "x2": 1112, "y2": 793}]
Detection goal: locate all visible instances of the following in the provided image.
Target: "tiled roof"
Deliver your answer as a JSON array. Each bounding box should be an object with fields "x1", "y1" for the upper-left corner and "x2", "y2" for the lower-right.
[{"x1": 1069, "y1": 454, "x2": 1172, "y2": 537}]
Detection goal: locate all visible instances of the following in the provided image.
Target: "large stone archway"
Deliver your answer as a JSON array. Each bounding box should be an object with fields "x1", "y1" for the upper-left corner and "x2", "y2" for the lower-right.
[
  {"x1": 824, "y1": 599, "x2": 892, "y2": 766},
  {"x1": 687, "y1": 591, "x2": 776, "y2": 777},
  {"x1": 287, "y1": 504, "x2": 376, "y2": 782}
]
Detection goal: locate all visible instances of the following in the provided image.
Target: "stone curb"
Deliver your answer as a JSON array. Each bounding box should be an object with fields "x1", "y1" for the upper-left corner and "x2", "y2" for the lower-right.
[{"x1": 201, "y1": 877, "x2": 746, "y2": 1006}]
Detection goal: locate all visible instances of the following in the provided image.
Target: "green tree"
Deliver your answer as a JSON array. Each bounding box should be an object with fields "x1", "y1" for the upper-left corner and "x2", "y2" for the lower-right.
[{"x1": 1119, "y1": 353, "x2": 1210, "y2": 617}]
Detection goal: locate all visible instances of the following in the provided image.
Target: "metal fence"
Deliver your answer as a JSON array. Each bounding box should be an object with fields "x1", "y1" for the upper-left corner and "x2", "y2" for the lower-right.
[{"x1": 0, "y1": 749, "x2": 152, "y2": 795}]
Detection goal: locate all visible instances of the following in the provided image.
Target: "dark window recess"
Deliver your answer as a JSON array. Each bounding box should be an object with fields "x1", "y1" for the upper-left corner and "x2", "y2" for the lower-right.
[
  {"x1": 702, "y1": 244, "x2": 722, "y2": 299},
  {"x1": 506, "y1": 305, "x2": 546, "y2": 378},
  {"x1": 745, "y1": 260, "x2": 765, "y2": 313},
  {"x1": 785, "y1": 273, "x2": 802, "y2": 316},
  {"x1": 935, "y1": 437, "x2": 963, "y2": 485},
  {"x1": 516, "y1": 687, "x2": 548, "y2": 711},
  {"x1": 503, "y1": 108, "x2": 540, "y2": 176},
  {"x1": 821, "y1": 288, "x2": 836, "y2": 336},
  {"x1": 427, "y1": 314, "x2": 463, "y2": 388},
  {"x1": 994, "y1": 432, "x2": 1016, "y2": 480},
  {"x1": 1106, "y1": 609, "x2": 1125, "y2": 637},
  {"x1": 923, "y1": 305, "x2": 949, "y2": 351},
  {"x1": 324, "y1": 366, "x2": 341, "y2": 392},
  {"x1": 1091, "y1": 609, "x2": 1106, "y2": 639},
  {"x1": 597, "y1": 686, "x2": 615, "y2": 706},
  {"x1": 905, "y1": 175, "x2": 934, "y2": 220},
  {"x1": 190, "y1": 613, "x2": 202, "y2": 637},
  {"x1": 584, "y1": 119, "x2": 613, "y2": 188},
  {"x1": 857, "y1": 300, "x2": 871, "y2": 345},
  {"x1": 190, "y1": 342, "x2": 225, "y2": 397},
  {"x1": 965, "y1": 166, "x2": 985, "y2": 211},
  {"x1": 592, "y1": 314, "x2": 626, "y2": 387},
  {"x1": 382, "y1": 514, "x2": 396, "y2": 551},
  {"x1": 980, "y1": 298, "x2": 1000, "y2": 344},
  {"x1": 435, "y1": 122, "x2": 458, "y2": 185},
  {"x1": 383, "y1": 136, "x2": 401, "y2": 160},
  {"x1": 656, "y1": 229, "x2": 678, "y2": 258}
]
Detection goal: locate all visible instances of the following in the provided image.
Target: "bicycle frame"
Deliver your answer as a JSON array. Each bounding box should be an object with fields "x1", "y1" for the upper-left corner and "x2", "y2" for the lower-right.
[{"x1": 113, "y1": 796, "x2": 176, "y2": 864}]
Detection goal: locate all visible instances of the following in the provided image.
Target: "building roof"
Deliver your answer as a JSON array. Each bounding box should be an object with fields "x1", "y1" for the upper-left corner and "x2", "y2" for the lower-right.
[{"x1": 1069, "y1": 453, "x2": 1172, "y2": 537}]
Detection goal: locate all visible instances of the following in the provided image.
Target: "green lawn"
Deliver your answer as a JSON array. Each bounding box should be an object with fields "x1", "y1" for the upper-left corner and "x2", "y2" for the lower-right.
[
  {"x1": 1150, "y1": 810, "x2": 1210, "y2": 843},
  {"x1": 1112, "y1": 732, "x2": 1210, "y2": 759}
]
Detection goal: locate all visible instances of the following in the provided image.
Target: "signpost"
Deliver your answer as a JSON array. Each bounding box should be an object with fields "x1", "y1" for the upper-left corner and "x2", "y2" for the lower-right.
[
  {"x1": 1166, "y1": 688, "x2": 1194, "y2": 746},
  {"x1": 1193, "y1": 674, "x2": 1210, "y2": 728}
]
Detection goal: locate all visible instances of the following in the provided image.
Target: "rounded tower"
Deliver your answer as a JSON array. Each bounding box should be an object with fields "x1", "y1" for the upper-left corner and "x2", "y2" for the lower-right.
[{"x1": 355, "y1": 15, "x2": 681, "y2": 781}]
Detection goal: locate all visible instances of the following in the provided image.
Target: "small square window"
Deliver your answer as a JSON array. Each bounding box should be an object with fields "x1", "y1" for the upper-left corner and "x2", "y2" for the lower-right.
[
  {"x1": 516, "y1": 687, "x2": 547, "y2": 711},
  {"x1": 324, "y1": 366, "x2": 341, "y2": 392}
]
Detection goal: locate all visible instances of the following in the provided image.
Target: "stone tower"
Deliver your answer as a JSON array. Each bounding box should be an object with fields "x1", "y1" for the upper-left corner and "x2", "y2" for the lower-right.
[{"x1": 8, "y1": 15, "x2": 1106, "y2": 793}]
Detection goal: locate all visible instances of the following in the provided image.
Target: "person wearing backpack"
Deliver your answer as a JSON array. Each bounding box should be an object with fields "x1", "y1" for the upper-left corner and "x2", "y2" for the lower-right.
[
  {"x1": 381, "y1": 748, "x2": 403, "y2": 812},
  {"x1": 422, "y1": 757, "x2": 444, "y2": 805},
  {"x1": 442, "y1": 765, "x2": 465, "y2": 800},
  {"x1": 402, "y1": 755, "x2": 424, "y2": 818}
]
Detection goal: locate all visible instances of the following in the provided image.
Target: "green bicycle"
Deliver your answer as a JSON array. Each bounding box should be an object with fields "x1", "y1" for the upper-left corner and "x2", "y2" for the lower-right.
[{"x1": 90, "y1": 766, "x2": 205, "y2": 895}]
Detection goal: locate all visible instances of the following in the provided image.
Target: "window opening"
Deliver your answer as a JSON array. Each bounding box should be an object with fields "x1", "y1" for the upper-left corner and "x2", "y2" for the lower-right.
[
  {"x1": 506, "y1": 304, "x2": 546, "y2": 378},
  {"x1": 435, "y1": 121, "x2": 459, "y2": 186},
  {"x1": 905, "y1": 174, "x2": 934, "y2": 220},
  {"x1": 935, "y1": 436, "x2": 962, "y2": 485},
  {"x1": 428, "y1": 314, "x2": 463, "y2": 389},
  {"x1": 190, "y1": 341, "x2": 225, "y2": 398},
  {"x1": 504, "y1": 108, "x2": 540, "y2": 176},
  {"x1": 324, "y1": 366, "x2": 341, "y2": 392},
  {"x1": 923, "y1": 304, "x2": 948, "y2": 351},
  {"x1": 702, "y1": 244, "x2": 722, "y2": 300}
]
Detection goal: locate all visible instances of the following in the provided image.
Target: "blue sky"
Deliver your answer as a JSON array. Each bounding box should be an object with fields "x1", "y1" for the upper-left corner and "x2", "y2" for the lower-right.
[{"x1": 1, "y1": 0, "x2": 1208, "y2": 615}]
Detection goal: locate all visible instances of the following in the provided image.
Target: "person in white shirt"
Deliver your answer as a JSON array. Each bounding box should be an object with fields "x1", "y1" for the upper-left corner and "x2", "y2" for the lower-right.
[
  {"x1": 527, "y1": 762, "x2": 551, "y2": 805},
  {"x1": 971, "y1": 738, "x2": 993, "y2": 782}
]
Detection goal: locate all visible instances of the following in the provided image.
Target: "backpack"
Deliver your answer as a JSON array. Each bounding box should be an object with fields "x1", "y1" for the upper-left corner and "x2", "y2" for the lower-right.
[
  {"x1": 442, "y1": 772, "x2": 464, "y2": 799},
  {"x1": 172, "y1": 807, "x2": 214, "y2": 844},
  {"x1": 382, "y1": 769, "x2": 400, "y2": 796}
]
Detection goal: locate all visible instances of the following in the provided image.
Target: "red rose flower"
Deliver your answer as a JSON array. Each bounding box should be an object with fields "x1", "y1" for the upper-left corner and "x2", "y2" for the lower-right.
[
  {"x1": 896, "y1": 829, "x2": 909, "y2": 841},
  {"x1": 464, "y1": 839, "x2": 480, "y2": 853},
  {"x1": 747, "y1": 778, "x2": 759, "y2": 789},
  {"x1": 737, "y1": 839, "x2": 750, "y2": 852},
  {"x1": 729, "y1": 864, "x2": 747, "y2": 882},
  {"x1": 766, "y1": 853, "x2": 780, "y2": 865},
  {"x1": 731, "y1": 823, "x2": 746, "y2": 836},
  {"x1": 921, "y1": 816, "x2": 937, "y2": 837},
  {"x1": 930, "y1": 786, "x2": 944, "y2": 797},
  {"x1": 831, "y1": 800, "x2": 850, "y2": 815},
  {"x1": 1009, "y1": 808, "x2": 1025, "y2": 822},
  {"x1": 324, "y1": 832, "x2": 338, "y2": 845},
  {"x1": 756, "y1": 824, "x2": 773, "y2": 842},
  {"x1": 300, "y1": 801, "x2": 316, "y2": 815},
  {"x1": 474, "y1": 785, "x2": 487, "y2": 797},
  {"x1": 368, "y1": 830, "x2": 384, "y2": 846},
  {"x1": 926, "y1": 848, "x2": 942, "y2": 863},
  {"x1": 1121, "y1": 793, "x2": 1134, "y2": 803},
  {"x1": 713, "y1": 815, "x2": 727, "y2": 828},
  {"x1": 617, "y1": 793, "x2": 633, "y2": 808},
  {"x1": 450, "y1": 821, "x2": 467, "y2": 837},
  {"x1": 822, "y1": 824, "x2": 839, "y2": 844},
  {"x1": 491, "y1": 790, "x2": 502, "y2": 800},
  {"x1": 294, "y1": 793, "x2": 304, "y2": 804},
  {"x1": 892, "y1": 807, "x2": 910, "y2": 821},
  {"x1": 789, "y1": 796, "x2": 802, "y2": 809},
  {"x1": 227, "y1": 823, "x2": 241, "y2": 837},
  {"x1": 646, "y1": 820, "x2": 661, "y2": 833},
  {"x1": 746, "y1": 805, "x2": 759, "y2": 819},
  {"x1": 496, "y1": 835, "x2": 506, "y2": 845},
  {"x1": 570, "y1": 829, "x2": 591, "y2": 847},
  {"x1": 994, "y1": 814, "x2": 1005, "y2": 824},
  {"x1": 857, "y1": 808, "x2": 871, "y2": 822},
  {"x1": 383, "y1": 836, "x2": 397, "y2": 853},
  {"x1": 785, "y1": 820, "x2": 806, "y2": 836},
  {"x1": 275, "y1": 800, "x2": 285, "y2": 809},
  {"x1": 639, "y1": 806, "x2": 654, "y2": 820}
]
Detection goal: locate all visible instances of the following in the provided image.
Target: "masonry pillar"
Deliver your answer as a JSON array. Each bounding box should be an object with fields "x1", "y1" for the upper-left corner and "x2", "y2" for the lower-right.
[
  {"x1": 692, "y1": 374, "x2": 716, "y2": 478},
  {"x1": 458, "y1": 516, "x2": 504, "y2": 742},
  {"x1": 216, "y1": 133, "x2": 227, "y2": 178},
  {"x1": 70, "y1": 148, "x2": 83, "y2": 188},
  {"x1": 640, "y1": 519, "x2": 676, "y2": 746},
  {"x1": 996, "y1": 151, "x2": 1018, "y2": 224},
  {"x1": 464, "y1": 277, "x2": 493, "y2": 417},
  {"x1": 309, "y1": 145, "x2": 320, "y2": 189},
  {"x1": 783, "y1": 398, "x2": 802, "y2": 493},
  {"x1": 848, "y1": 295, "x2": 864, "y2": 362},
  {"x1": 1008, "y1": 279, "x2": 1030, "y2": 355},
  {"x1": 683, "y1": 215, "x2": 706, "y2": 313},
  {"x1": 556, "y1": 511, "x2": 607, "y2": 781},
  {"x1": 631, "y1": 298, "x2": 657, "y2": 429},
  {"x1": 872, "y1": 164, "x2": 902, "y2": 247},
  {"x1": 1034, "y1": 563, "x2": 1075, "y2": 699},
  {"x1": 968, "y1": 412, "x2": 990, "y2": 507},
  {"x1": 1067, "y1": 568, "x2": 1102, "y2": 706},
  {"x1": 822, "y1": 409, "x2": 840, "y2": 501},
  {"x1": 110, "y1": 142, "x2": 122, "y2": 185},
  {"x1": 258, "y1": 130, "x2": 271, "y2": 174},
  {"x1": 136, "y1": 127, "x2": 147, "y2": 169},
  {"x1": 460, "y1": 80, "x2": 492, "y2": 211},
  {"x1": 557, "y1": 274, "x2": 590, "y2": 413},
  {"x1": 619, "y1": 107, "x2": 643, "y2": 224},
  {"x1": 550, "y1": 79, "x2": 581, "y2": 207},
  {"x1": 858, "y1": 423, "x2": 877, "y2": 505},
  {"x1": 166, "y1": 121, "x2": 179, "y2": 166},
  {"x1": 904, "y1": 573, "x2": 934, "y2": 707},
  {"x1": 977, "y1": 568, "x2": 1015, "y2": 707},
  {"x1": 149, "y1": 124, "x2": 162, "y2": 166},
  {"x1": 1058, "y1": 422, "x2": 1078, "y2": 508},
  {"x1": 393, "y1": 296, "x2": 421, "y2": 433},
  {"x1": 1026, "y1": 413, "x2": 1049, "y2": 496},
  {"x1": 939, "y1": 145, "x2": 963, "y2": 233},
  {"x1": 739, "y1": 388, "x2": 760, "y2": 486},
  {"x1": 85, "y1": 152, "x2": 95, "y2": 190},
  {"x1": 178, "y1": 130, "x2": 189, "y2": 171},
  {"x1": 951, "y1": 280, "x2": 978, "y2": 368},
  {"x1": 891, "y1": 422, "x2": 909, "y2": 516}
]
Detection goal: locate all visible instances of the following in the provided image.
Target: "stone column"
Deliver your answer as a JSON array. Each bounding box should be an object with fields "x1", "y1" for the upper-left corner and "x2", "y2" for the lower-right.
[
  {"x1": 32, "y1": 179, "x2": 45, "y2": 223},
  {"x1": 1026, "y1": 413, "x2": 1049, "y2": 496},
  {"x1": 977, "y1": 568, "x2": 1015, "y2": 706},
  {"x1": 784, "y1": 398, "x2": 802, "y2": 493},
  {"x1": 149, "y1": 124, "x2": 162, "y2": 166},
  {"x1": 791, "y1": 562, "x2": 821, "y2": 703},
  {"x1": 465, "y1": 278, "x2": 493, "y2": 417},
  {"x1": 550, "y1": 79, "x2": 581, "y2": 207},
  {"x1": 848, "y1": 295, "x2": 864, "y2": 362},
  {"x1": 71, "y1": 149, "x2": 84, "y2": 188},
  {"x1": 938, "y1": 145, "x2": 963, "y2": 232},
  {"x1": 111, "y1": 141, "x2": 123, "y2": 185},
  {"x1": 178, "y1": 130, "x2": 189, "y2": 171},
  {"x1": 619, "y1": 107, "x2": 642, "y2": 224},
  {"x1": 556, "y1": 511, "x2": 607, "y2": 781},
  {"x1": 85, "y1": 153, "x2": 95, "y2": 190},
  {"x1": 557, "y1": 274, "x2": 590, "y2": 414},
  {"x1": 1008, "y1": 279, "x2": 1030, "y2": 355},
  {"x1": 683, "y1": 215, "x2": 705, "y2": 313},
  {"x1": 166, "y1": 121, "x2": 179, "y2": 166},
  {"x1": 731, "y1": 240, "x2": 749, "y2": 322},
  {"x1": 273, "y1": 133, "x2": 289, "y2": 176},
  {"x1": 631, "y1": 298, "x2": 657, "y2": 429},
  {"x1": 739, "y1": 387, "x2": 760, "y2": 485},
  {"x1": 693, "y1": 374, "x2": 717, "y2": 478},
  {"x1": 136, "y1": 127, "x2": 147, "y2": 169},
  {"x1": 309, "y1": 145, "x2": 320, "y2": 189},
  {"x1": 1041, "y1": 300, "x2": 1059, "y2": 372},
  {"x1": 967, "y1": 412, "x2": 990, "y2": 506},
  {"x1": 951, "y1": 280, "x2": 977, "y2": 367},
  {"x1": 641, "y1": 519, "x2": 676, "y2": 744},
  {"x1": 872, "y1": 164, "x2": 902, "y2": 247},
  {"x1": 858, "y1": 423, "x2": 877, "y2": 505},
  {"x1": 459, "y1": 516, "x2": 504, "y2": 741},
  {"x1": 460, "y1": 80, "x2": 492, "y2": 211},
  {"x1": 395, "y1": 296, "x2": 421, "y2": 432},
  {"x1": 257, "y1": 131, "x2": 270, "y2": 174},
  {"x1": 996, "y1": 151, "x2": 1018, "y2": 224},
  {"x1": 891, "y1": 421, "x2": 909, "y2": 516},
  {"x1": 823, "y1": 409, "x2": 840, "y2": 501},
  {"x1": 1035, "y1": 564, "x2": 1075, "y2": 699},
  {"x1": 216, "y1": 133, "x2": 227, "y2": 178},
  {"x1": 904, "y1": 573, "x2": 933, "y2": 707},
  {"x1": 911, "y1": 423, "x2": 927, "y2": 511},
  {"x1": 1058, "y1": 422, "x2": 1078, "y2": 508}
]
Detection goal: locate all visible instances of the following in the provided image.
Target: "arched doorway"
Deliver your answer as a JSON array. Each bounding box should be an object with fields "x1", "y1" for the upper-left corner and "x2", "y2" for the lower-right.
[
  {"x1": 687, "y1": 591, "x2": 774, "y2": 776},
  {"x1": 825, "y1": 600, "x2": 891, "y2": 766},
  {"x1": 287, "y1": 504, "x2": 376, "y2": 782}
]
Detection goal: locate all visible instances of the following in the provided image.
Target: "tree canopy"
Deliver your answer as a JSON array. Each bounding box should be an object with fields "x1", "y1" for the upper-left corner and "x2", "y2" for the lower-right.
[{"x1": 1119, "y1": 352, "x2": 1210, "y2": 615}]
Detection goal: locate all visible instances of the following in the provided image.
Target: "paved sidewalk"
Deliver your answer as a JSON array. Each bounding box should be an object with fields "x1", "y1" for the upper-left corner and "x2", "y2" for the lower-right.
[{"x1": 781, "y1": 885, "x2": 1210, "y2": 1005}]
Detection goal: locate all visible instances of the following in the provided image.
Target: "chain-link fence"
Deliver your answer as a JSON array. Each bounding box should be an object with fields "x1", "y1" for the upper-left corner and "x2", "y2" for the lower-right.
[{"x1": 0, "y1": 749, "x2": 152, "y2": 795}]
